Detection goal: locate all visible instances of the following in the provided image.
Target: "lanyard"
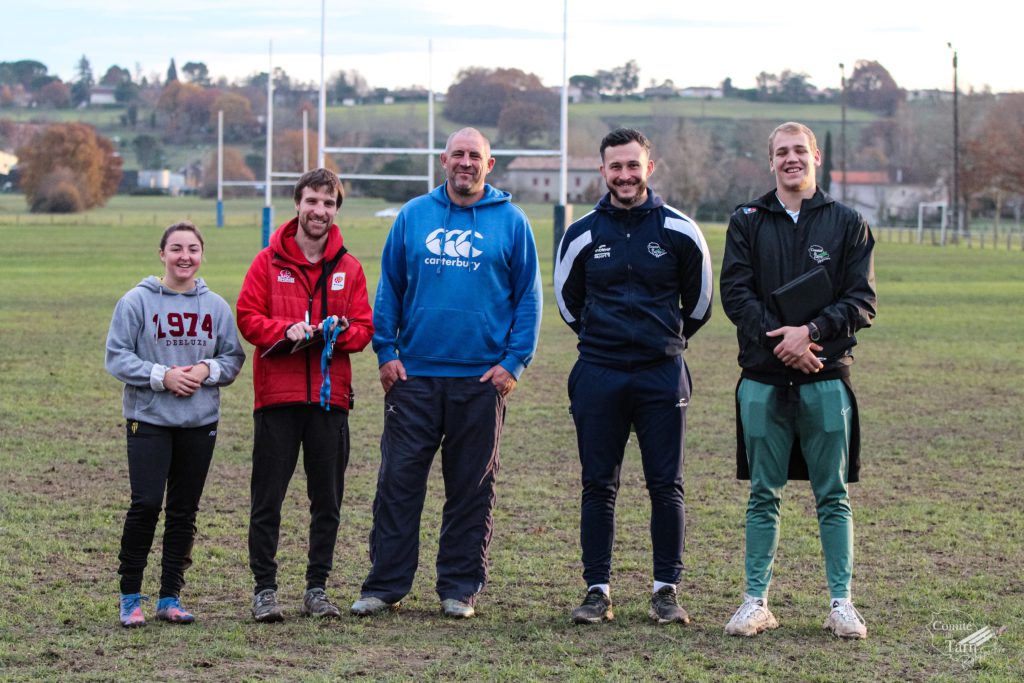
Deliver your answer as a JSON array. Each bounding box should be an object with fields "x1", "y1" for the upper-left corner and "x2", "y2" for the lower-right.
[{"x1": 319, "y1": 316, "x2": 345, "y2": 410}]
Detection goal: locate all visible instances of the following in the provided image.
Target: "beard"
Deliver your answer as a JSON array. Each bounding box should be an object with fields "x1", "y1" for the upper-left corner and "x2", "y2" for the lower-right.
[
  {"x1": 298, "y1": 212, "x2": 330, "y2": 240},
  {"x1": 607, "y1": 178, "x2": 647, "y2": 207},
  {"x1": 449, "y1": 170, "x2": 481, "y2": 197}
]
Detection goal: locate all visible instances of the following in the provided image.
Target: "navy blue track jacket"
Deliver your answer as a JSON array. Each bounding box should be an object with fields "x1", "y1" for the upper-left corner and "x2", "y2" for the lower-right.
[{"x1": 554, "y1": 190, "x2": 713, "y2": 370}]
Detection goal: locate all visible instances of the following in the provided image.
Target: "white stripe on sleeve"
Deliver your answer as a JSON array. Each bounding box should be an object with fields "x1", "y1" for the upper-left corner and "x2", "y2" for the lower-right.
[
  {"x1": 664, "y1": 210, "x2": 713, "y2": 321},
  {"x1": 554, "y1": 229, "x2": 593, "y2": 324}
]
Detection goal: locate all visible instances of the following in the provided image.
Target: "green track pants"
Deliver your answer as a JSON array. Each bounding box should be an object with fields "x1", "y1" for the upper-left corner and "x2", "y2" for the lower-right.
[{"x1": 738, "y1": 378, "x2": 854, "y2": 600}]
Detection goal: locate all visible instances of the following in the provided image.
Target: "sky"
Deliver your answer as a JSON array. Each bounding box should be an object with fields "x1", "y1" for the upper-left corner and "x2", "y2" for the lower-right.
[{"x1": 4, "y1": 0, "x2": 1018, "y2": 94}]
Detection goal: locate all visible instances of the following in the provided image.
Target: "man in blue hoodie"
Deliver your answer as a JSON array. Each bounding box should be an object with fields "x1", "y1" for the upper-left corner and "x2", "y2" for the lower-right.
[
  {"x1": 351, "y1": 128, "x2": 542, "y2": 619},
  {"x1": 555, "y1": 128, "x2": 713, "y2": 626}
]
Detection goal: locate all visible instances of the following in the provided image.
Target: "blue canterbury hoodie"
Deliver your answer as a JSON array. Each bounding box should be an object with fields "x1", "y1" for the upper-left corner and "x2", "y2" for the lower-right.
[{"x1": 372, "y1": 182, "x2": 542, "y2": 379}]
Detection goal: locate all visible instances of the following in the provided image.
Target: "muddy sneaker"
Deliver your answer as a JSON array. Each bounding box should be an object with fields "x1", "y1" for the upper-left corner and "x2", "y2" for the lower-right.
[
  {"x1": 300, "y1": 588, "x2": 341, "y2": 618},
  {"x1": 649, "y1": 585, "x2": 690, "y2": 624},
  {"x1": 823, "y1": 599, "x2": 867, "y2": 639},
  {"x1": 440, "y1": 599, "x2": 475, "y2": 619},
  {"x1": 725, "y1": 594, "x2": 779, "y2": 637},
  {"x1": 350, "y1": 596, "x2": 400, "y2": 616},
  {"x1": 155, "y1": 596, "x2": 195, "y2": 624},
  {"x1": 571, "y1": 588, "x2": 613, "y2": 624},
  {"x1": 119, "y1": 593, "x2": 148, "y2": 628},
  {"x1": 251, "y1": 588, "x2": 285, "y2": 623}
]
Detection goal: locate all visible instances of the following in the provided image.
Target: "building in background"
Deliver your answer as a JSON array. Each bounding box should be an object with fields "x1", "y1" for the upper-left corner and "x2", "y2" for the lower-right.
[{"x1": 502, "y1": 156, "x2": 602, "y2": 203}]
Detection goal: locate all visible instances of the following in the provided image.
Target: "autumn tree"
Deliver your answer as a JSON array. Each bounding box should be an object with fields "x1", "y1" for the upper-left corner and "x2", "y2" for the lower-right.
[
  {"x1": 962, "y1": 94, "x2": 1024, "y2": 236},
  {"x1": 497, "y1": 89, "x2": 558, "y2": 147},
  {"x1": 157, "y1": 80, "x2": 217, "y2": 139},
  {"x1": 444, "y1": 67, "x2": 547, "y2": 126},
  {"x1": 34, "y1": 80, "x2": 71, "y2": 108},
  {"x1": 201, "y1": 147, "x2": 255, "y2": 198},
  {"x1": 847, "y1": 60, "x2": 904, "y2": 116},
  {"x1": 654, "y1": 119, "x2": 715, "y2": 217},
  {"x1": 209, "y1": 91, "x2": 258, "y2": 141},
  {"x1": 16, "y1": 123, "x2": 123, "y2": 212},
  {"x1": 274, "y1": 130, "x2": 338, "y2": 174},
  {"x1": 99, "y1": 65, "x2": 131, "y2": 86}
]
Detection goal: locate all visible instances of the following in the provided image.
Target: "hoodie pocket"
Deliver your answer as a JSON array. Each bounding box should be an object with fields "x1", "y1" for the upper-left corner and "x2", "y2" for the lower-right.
[{"x1": 402, "y1": 306, "x2": 501, "y2": 364}]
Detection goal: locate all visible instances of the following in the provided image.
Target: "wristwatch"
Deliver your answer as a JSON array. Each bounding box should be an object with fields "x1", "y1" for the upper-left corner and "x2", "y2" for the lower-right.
[{"x1": 806, "y1": 321, "x2": 821, "y2": 342}]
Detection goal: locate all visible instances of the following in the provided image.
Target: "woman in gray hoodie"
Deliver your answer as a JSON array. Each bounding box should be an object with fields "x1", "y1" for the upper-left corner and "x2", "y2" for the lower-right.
[{"x1": 105, "y1": 221, "x2": 245, "y2": 627}]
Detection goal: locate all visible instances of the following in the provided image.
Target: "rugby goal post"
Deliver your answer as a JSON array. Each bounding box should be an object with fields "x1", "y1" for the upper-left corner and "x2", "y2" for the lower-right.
[{"x1": 917, "y1": 201, "x2": 948, "y2": 245}]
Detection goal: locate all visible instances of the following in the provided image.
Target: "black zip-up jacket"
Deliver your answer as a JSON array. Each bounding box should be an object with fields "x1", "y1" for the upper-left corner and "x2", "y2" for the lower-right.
[
  {"x1": 554, "y1": 189, "x2": 713, "y2": 370},
  {"x1": 720, "y1": 187, "x2": 876, "y2": 379},
  {"x1": 721, "y1": 187, "x2": 876, "y2": 482}
]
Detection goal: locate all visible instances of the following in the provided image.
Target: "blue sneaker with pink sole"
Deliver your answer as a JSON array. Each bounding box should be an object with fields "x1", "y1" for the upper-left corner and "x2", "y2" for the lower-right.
[
  {"x1": 119, "y1": 593, "x2": 148, "y2": 628},
  {"x1": 156, "y1": 596, "x2": 195, "y2": 624}
]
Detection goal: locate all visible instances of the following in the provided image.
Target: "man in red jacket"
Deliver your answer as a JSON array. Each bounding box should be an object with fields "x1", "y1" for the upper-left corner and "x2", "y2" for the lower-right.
[{"x1": 237, "y1": 168, "x2": 373, "y2": 622}]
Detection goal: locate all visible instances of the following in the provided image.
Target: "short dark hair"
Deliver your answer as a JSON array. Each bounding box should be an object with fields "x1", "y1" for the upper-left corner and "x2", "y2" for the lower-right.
[
  {"x1": 293, "y1": 168, "x2": 344, "y2": 206},
  {"x1": 160, "y1": 221, "x2": 204, "y2": 250},
  {"x1": 600, "y1": 128, "x2": 651, "y2": 160}
]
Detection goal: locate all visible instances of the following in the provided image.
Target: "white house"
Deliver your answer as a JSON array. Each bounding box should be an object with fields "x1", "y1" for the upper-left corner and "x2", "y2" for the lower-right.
[
  {"x1": 831, "y1": 171, "x2": 946, "y2": 226},
  {"x1": 679, "y1": 87, "x2": 723, "y2": 99},
  {"x1": 501, "y1": 156, "x2": 603, "y2": 203},
  {"x1": 89, "y1": 86, "x2": 117, "y2": 106},
  {"x1": 138, "y1": 169, "x2": 188, "y2": 196},
  {"x1": 0, "y1": 150, "x2": 17, "y2": 175}
]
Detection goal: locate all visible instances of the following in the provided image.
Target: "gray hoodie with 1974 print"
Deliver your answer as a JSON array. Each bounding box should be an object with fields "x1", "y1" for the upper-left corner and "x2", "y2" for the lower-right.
[{"x1": 105, "y1": 276, "x2": 245, "y2": 428}]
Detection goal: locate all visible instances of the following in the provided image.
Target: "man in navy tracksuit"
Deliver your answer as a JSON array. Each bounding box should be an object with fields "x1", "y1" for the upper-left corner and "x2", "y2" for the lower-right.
[
  {"x1": 554, "y1": 128, "x2": 713, "y2": 625},
  {"x1": 351, "y1": 128, "x2": 542, "y2": 619}
]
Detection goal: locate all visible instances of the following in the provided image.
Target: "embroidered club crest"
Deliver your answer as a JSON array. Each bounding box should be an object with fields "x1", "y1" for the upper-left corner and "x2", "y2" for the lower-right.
[
  {"x1": 647, "y1": 242, "x2": 667, "y2": 258},
  {"x1": 277, "y1": 269, "x2": 296, "y2": 283},
  {"x1": 808, "y1": 245, "x2": 831, "y2": 264},
  {"x1": 331, "y1": 272, "x2": 346, "y2": 291}
]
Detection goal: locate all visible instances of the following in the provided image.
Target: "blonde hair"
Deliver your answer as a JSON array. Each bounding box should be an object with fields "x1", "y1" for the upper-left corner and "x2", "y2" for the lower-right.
[{"x1": 768, "y1": 122, "x2": 818, "y2": 158}]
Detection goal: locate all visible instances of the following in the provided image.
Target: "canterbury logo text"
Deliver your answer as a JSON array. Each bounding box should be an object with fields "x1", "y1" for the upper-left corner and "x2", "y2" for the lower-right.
[{"x1": 424, "y1": 228, "x2": 483, "y2": 271}]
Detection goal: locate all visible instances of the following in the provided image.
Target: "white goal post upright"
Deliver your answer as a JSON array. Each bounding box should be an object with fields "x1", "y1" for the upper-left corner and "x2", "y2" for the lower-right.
[{"x1": 918, "y1": 201, "x2": 948, "y2": 245}]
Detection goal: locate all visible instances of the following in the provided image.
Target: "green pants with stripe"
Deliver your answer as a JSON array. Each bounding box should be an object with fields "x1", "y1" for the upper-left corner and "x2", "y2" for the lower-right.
[{"x1": 738, "y1": 378, "x2": 854, "y2": 600}]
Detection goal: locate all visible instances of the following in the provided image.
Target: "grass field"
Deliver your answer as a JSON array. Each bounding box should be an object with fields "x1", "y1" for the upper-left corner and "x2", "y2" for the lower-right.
[{"x1": 0, "y1": 197, "x2": 1022, "y2": 682}]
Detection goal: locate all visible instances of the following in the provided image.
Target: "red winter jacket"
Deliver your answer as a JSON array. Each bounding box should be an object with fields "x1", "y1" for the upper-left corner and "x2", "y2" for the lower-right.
[{"x1": 237, "y1": 218, "x2": 373, "y2": 411}]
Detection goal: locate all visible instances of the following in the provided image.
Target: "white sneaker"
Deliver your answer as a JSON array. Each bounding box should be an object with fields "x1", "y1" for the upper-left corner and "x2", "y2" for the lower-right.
[
  {"x1": 724, "y1": 594, "x2": 779, "y2": 637},
  {"x1": 823, "y1": 599, "x2": 867, "y2": 639}
]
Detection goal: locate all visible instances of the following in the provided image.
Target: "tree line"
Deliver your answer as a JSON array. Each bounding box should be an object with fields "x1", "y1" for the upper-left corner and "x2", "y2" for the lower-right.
[{"x1": 3, "y1": 56, "x2": 1022, "y2": 225}]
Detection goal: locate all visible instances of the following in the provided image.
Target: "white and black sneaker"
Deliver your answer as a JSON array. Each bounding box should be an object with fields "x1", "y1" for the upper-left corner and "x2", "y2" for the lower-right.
[
  {"x1": 251, "y1": 588, "x2": 285, "y2": 623},
  {"x1": 571, "y1": 588, "x2": 613, "y2": 624},
  {"x1": 301, "y1": 587, "x2": 341, "y2": 618}
]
